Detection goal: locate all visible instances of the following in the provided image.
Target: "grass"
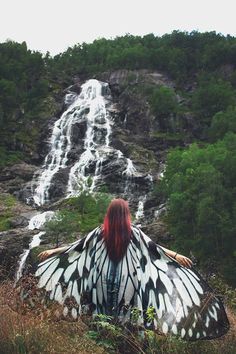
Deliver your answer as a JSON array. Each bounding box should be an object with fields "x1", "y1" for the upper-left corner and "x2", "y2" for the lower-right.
[
  {"x1": 0, "y1": 281, "x2": 106, "y2": 354},
  {"x1": 0, "y1": 193, "x2": 18, "y2": 232},
  {"x1": 0, "y1": 147, "x2": 24, "y2": 167}
]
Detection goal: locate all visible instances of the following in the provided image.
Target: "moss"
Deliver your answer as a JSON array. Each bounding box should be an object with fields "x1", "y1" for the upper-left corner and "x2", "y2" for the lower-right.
[
  {"x1": 0, "y1": 147, "x2": 24, "y2": 167},
  {"x1": 150, "y1": 131, "x2": 186, "y2": 141},
  {"x1": 0, "y1": 216, "x2": 11, "y2": 231},
  {"x1": 0, "y1": 194, "x2": 18, "y2": 231},
  {"x1": 127, "y1": 144, "x2": 158, "y2": 170}
]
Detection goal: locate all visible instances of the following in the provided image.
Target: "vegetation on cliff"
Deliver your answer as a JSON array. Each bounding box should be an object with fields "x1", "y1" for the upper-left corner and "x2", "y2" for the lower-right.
[{"x1": 1, "y1": 31, "x2": 236, "y2": 163}]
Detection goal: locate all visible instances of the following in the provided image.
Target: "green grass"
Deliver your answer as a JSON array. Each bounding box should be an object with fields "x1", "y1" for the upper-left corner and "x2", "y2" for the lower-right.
[
  {"x1": 0, "y1": 194, "x2": 17, "y2": 231},
  {"x1": 0, "y1": 147, "x2": 24, "y2": 167}
]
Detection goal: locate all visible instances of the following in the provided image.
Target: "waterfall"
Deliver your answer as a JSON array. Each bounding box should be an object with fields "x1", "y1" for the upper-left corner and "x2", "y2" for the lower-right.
[
  {"x1": 33, "y1": 79, "x2": 112, "y2": 205},
  {"x1": 15, "y1": 211, "x2": 55, "y2": 281},
  {"x1": 67, "y1": 80, "x2": 112, "y2": 196},
  {"x1": 31, "y1": 79, "x2": 151, "y2": 206},
  {"x1": 135, "y1": 196, "x2": 147, "y2": 220},
  {"x1": 16, "y1": 231, "x2": 45, "y2": 281}
]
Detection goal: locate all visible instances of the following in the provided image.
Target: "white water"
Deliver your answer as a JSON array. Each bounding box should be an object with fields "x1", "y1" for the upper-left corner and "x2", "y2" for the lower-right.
[
  {"x1": 123, "y1": 158, "x2": 137, "y2": 177},
  {"x1": 28, "y1": 211, "x2": 55, "y2": 230},
  {"x1": 67, "y1": 80, "x2": 113, "y2": 196},
  {"x1": 135, "y1": 196, "x2": 147, "y2": 220},
  {"x1": 33, "y1": 80, "x2": 112, "y2": 205},
  {"x1": 32, "y1": 78, "x2": 147, "y2": 205},
  {"x1": 16, "y1": 231, "x2": 45, "y2": 281},
  {"x1": 16, "y1": 211, "x2": 55, "y2": 281}
]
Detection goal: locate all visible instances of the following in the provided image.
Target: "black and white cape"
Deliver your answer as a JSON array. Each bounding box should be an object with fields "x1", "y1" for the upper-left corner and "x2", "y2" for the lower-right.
[{"x1": 35, "y1": 225, "x2": 229, "y2": 340}]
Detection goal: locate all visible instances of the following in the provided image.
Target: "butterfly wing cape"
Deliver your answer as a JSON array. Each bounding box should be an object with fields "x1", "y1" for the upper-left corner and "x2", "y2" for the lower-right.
[{"x1": 35, "y1": 225, "x2": 229, "y2": 340}]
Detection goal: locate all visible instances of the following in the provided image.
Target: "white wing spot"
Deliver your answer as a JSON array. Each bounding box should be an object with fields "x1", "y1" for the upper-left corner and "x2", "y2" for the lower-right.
[
  {"x1": 173, "y1": 278, "x2": 192, "y2": 307},
  {"x1": 162, "y1": 322, "x2": 168, "y2": 334},
  {"x1": 172, "y1": 324, "x2": 178, "y2": 335},
  {"x1": 63, "y1": 306, "x2": 69, "y2": 317},
  {"x1": 54, "y1": 284, "x2": 63, "y2": 304},
  {"x1": 208, "y1": 305, "x2": 218, "y2": 321},
  {"x1": 71, "y1": 307, "x2": 77, "y2": 319},
  {"x1": 205, "y1": 315, "x2": 210, "y2": 328},
  {"x1": 38, "y1": 259, "x2": 60, "y2": 288}
]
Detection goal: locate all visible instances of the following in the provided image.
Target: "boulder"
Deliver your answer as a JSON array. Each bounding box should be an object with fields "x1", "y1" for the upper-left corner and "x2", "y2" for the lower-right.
[{"x1": 9, "y1": 216, "x2": 29, "y2": 228}]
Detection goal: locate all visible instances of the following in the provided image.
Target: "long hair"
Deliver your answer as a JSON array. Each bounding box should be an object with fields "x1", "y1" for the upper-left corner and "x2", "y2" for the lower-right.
[{"x1": 102, "y1": 198, "x2": 132, "y2": 262}]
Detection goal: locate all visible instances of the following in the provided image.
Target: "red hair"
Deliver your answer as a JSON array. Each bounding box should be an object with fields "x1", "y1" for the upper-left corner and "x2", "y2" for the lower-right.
[{"x1": 102, "y1": 198, "x2": 131, "y2": 262}]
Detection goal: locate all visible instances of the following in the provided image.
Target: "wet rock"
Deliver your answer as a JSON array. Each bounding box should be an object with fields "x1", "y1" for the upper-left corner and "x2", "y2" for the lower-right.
[
  {"x1": 48, "y1": 167, "x2": 70, "y2": 200},
  {"x1": 71, "y1": 121, "x2": 87, "y2": 144}
]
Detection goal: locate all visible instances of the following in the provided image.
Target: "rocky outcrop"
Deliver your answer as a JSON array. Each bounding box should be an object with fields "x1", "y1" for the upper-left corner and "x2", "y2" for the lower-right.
[
  {"x1": 0, "y1": 163, "x2": 38, "y2": 196},
  {"x1": 0, "y1": 228, "x2": 38, "y2": 280}
]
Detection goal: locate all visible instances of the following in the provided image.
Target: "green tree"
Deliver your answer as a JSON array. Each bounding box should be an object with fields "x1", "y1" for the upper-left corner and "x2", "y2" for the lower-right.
[
  {"x1": 162, "y1": 135, "x2": 236, "y2": 285},
  {"x1": 192, "y1": 78, "x2": 236, "y2": 125},
  {"x1": 150, "y1": 86, "x2": 178, "y2": 131},
  {"x1": 209, "y1": 107, "x2": 236, "y2": 141}
]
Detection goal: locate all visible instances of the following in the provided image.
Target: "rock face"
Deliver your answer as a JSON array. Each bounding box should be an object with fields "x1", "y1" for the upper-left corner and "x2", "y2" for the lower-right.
[{"x1": 0, "y1": 163, "x2": 38, "y2": 195}]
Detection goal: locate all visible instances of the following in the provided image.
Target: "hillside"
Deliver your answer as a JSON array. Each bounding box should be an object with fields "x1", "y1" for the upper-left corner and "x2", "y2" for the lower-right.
[{"x1": 0, "y1": 31, "x2": 235, "y2": 353}]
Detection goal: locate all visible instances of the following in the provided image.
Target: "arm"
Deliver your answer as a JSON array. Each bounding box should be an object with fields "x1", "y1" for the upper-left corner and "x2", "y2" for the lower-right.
[
  {"x1": 160, "y1": 246, "x2": 193, "y2": 268},
  {"x1": 38, "y1": 246, "x2": 68, "y2": 262}
]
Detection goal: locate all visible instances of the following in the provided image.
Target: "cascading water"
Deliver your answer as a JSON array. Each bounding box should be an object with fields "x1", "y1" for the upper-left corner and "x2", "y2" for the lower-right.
[
  {"x1": 16, "y1": 79, "x2": 154, "y2": 280},
  {"x1": 66, "y1": 80, "x2": 112, "y2": 196},
  {"x1": 135, "y1": 196, "x2": 147, "y2": 220},
  {"x1": 32, "y1": 81, "x2": 103, "y2": 205},
  {"x1": 15, "y1": 211, "x2": 55, "y2": 281},
  {"x1": 31, "y1": 79, "x2": 151, "y2": 206}
]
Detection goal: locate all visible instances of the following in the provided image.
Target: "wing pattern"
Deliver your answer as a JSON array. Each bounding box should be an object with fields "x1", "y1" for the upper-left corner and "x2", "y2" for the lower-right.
[{"x1": 35, "y1": 225, "x2": 229, "y2": 340}]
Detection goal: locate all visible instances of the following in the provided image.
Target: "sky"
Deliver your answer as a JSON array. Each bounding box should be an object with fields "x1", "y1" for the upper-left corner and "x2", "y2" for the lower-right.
[{"x1": 0, "y1": 0, "x2": 236, "y2": 56}]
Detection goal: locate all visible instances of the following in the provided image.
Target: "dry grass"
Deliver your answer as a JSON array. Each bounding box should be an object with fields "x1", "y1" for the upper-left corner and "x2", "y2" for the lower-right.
[
  {"x1": 0, "y1": 281, "x2": 106, "y2": 354},
  {"x1": 0, "y1": 278, "x2": 235, "y2": 354}
]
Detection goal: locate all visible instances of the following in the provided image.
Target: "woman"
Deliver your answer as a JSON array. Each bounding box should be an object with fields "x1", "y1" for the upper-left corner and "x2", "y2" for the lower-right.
[{"x1": 36, "y1": 198, "x2": 229, "y2": 340}]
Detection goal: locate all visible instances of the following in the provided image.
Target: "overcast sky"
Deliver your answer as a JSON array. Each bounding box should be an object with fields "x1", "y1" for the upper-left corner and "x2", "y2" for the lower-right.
[{"x1": 1, "y1": 0, "x2": 236, "y2": 56}]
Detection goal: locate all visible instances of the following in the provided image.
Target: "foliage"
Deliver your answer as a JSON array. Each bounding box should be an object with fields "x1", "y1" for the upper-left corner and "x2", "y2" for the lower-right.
[
  {"x1": 209, "y1": 107, "x2": 236, "y2": 142},
  {"x1": 0, "y1": 40, "x2": 52, "y2": 165},
  {"x1": 1, "y1": 31, "x2": 236, "y2": 164},
  {"x1": 160, "y1": 133, "x2": 236, "y2": 285},
  {"x1": 47, "y1": 31, "x2": 236, "y2": 85},
  {"x1": 149, "y1": 86, "x2": 178, "y2": 131},
  {"x1": 0, "y1": 193, "x2": 17, "y2": 231},
  {"x1": 192, "y1": 77, "x2": 236, "y2": 126},
  {"x1": 44, "y1": 192, "x2": 112, "y2": 245}
]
